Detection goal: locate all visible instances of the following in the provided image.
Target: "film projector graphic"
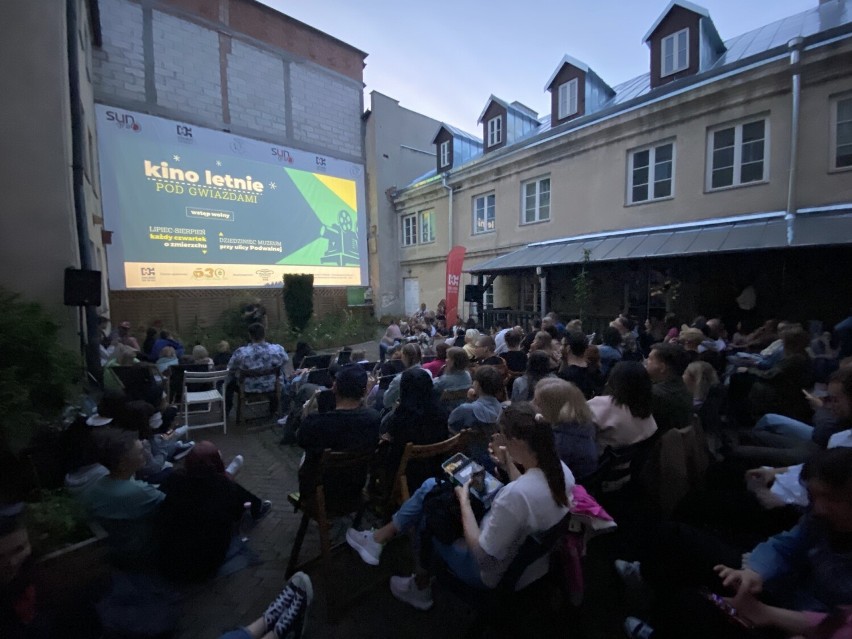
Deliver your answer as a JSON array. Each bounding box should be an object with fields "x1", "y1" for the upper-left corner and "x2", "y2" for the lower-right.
[{"x1": 320, "y1": 210, "x2": 359, "y2": 266}]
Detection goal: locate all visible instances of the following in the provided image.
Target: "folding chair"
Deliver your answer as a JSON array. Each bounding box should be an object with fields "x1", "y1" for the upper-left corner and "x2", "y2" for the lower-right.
[
  {"x1": 182, "y1": 369, "x2": 229, "y2": 435},
  {"x1": 286, "y1": 448, "x2": 375, "y2": 577},
  {"x1": 392, "y1": 430, "x2": 473, "y2": 504}
]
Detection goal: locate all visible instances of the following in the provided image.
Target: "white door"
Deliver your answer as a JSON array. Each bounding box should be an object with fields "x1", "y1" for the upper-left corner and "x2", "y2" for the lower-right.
[{"x1": 403, "y1": 278, "x2": 419, "y2": 316}]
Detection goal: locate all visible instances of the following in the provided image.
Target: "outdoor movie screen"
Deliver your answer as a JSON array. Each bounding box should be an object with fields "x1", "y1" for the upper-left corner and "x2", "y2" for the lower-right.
[{"x1": 96, "y1": 105, "x2": 367, "y2": 289}]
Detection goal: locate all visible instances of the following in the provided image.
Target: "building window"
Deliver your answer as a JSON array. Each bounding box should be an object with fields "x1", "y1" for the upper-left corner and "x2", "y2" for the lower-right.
[
  {"x1": 420, "y1": 209, "x2": 435, "y2": 244},
  {"x1": 708, "y1": 118, "x2": 768, "y2": 190},
  {"x1": 522, "y1": 177, "x2": 551, "y2": 223},
  {"x1": 628, "y1": 142, "x2": 674, "y2": 204},
  {"x1": 401, "y1": 213, "x2": 417, "y2": 246},
  {"x1": 439, "y1": 140, "x2": 450, "y2": 168},
  {"x1": 473, "y1": 193, "x2": 495, "y2": 234},
  {"x1": 661, "y1": 28, "x2": 689, "y2": 77},
  {"x1": 482, "y1": 287, "x2": 494, "y2": 310},
  {"x1": 487, "y1": 116, "x2": 502, "y2": 147},
  {"x1": 832, "y1": 95, "x2": 852, "y2": 170},
  {"x1": 558, "y1": 78, "x2": 578, "y2": 119}
]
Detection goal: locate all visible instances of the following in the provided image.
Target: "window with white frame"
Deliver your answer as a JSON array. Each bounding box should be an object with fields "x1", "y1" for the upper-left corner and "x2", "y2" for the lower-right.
[
  {"x1": 401, "y1": 213, "x2": 417, "y2": 246},
  {"x1": 420, "y1": 209, "x2": 435, "y2": 244},
  {"x1": 439, "y1": 140, "x2": 450, "y2": 168},
  {"x1": 487, "y1": 116, "x2": 502, "y2": 147},
  {"x1": 661, "y1": 28, "x2": 689, "y2": 77},
  {"x1": 708, "y1": 118, "x2": 768, "y2": 190},
  {"x1": 482, "y1": 287, "x2": 494, "y2": 310},
  {"x1": 628, "y1": 142, "x2": 674, "y2": 204},
  {"x1": 522, "y1": 177, "x2": 551, "y2": 223},
  {"x1": 832, "y1": 95, "x2": 852, "y2": 170},
  {"x1": 558, "y1": 78, "x2": 578, "y2": 120},
  {"x1": 473, "y1": 193, "x2": 495, "y2": 234}
]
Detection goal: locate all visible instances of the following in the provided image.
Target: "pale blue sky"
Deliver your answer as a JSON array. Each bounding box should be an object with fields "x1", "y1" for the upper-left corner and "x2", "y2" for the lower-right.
[{"x1": 260, "y1": 0, "x2": 816, "y2": 134}]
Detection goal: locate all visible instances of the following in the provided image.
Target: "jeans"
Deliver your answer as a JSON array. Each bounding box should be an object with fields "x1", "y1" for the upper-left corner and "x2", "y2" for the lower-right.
[
  {"x1": 392, "y1": 478, "x2": 486, "y2": 589},
  {"x1": 218, "y1": 629, "x2": 250, "y2": 639},
  {"x1": 753, "y1": 413, "x2": 814, "y2": 442}
]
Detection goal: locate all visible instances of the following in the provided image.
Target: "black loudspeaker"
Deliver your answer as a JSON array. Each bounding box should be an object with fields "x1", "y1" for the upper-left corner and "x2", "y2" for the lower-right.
[
  {"x1": 464, "y1": 284, "x2": 483, "y2": 302},
  {"x1": 64, "y1": 268, "x2": 102, "y2": 306}
]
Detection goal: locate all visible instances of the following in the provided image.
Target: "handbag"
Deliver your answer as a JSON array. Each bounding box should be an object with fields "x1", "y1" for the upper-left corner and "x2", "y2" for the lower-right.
[{"x1": 422, "y1": 477, "x2": 486, "y2": 545}]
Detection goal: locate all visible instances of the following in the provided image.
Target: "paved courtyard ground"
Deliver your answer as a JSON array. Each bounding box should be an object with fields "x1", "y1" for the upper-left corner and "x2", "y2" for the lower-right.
[{"x1": 170, "y1": 340, "x2": 627, "y2": 638}]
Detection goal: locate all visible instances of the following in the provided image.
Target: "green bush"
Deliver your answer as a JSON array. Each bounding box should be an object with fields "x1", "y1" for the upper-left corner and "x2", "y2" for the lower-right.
[
  {"x1": 26, "y1": 488, "x2": 92, "y2": 557},
  {"x1": 0, "y1": 289, "x2": 77, "y2": 454},
  {"x1": 283, "y1": 274, "x2": 314, "y2": 333}
]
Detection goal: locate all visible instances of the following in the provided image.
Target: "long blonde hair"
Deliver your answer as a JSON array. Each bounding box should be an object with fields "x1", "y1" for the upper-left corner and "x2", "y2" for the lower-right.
[{"x1": 534, "y1": 377, "x2": 593, "y2": 425}]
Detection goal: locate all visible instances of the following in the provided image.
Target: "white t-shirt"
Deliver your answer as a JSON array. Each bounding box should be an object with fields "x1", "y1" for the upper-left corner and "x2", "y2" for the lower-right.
[
  {"x1": 769, "y1": 428, "x2": 852, "y2": 506},
  {"x1": 588, "y1": 395, "x2": 658, "y2": 454},
  {"x1": 478, "y1": 462, "x2": 575, "y2": 589}
]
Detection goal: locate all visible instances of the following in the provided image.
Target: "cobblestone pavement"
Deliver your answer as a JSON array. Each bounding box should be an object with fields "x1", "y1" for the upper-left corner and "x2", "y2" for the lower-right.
[{"x1": 175, "y1": 340, "x2": 625, "y2": 638}]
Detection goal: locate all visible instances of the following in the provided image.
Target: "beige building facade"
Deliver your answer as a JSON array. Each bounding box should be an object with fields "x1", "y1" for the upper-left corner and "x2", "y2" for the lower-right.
[{"x1": 393, "y1": 1, "x2": 852, "y2": 328}]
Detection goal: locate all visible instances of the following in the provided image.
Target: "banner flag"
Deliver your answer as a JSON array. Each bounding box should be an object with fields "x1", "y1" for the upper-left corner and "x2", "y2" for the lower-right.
[{"x1": 445, "y1": 245, "x2": 466, "y2": 328}]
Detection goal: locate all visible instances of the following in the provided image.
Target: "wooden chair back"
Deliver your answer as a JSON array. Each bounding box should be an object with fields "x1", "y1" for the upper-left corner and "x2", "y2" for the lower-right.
[{"x1": 393, "y1": 430, "x2": 472, "y2": 503}]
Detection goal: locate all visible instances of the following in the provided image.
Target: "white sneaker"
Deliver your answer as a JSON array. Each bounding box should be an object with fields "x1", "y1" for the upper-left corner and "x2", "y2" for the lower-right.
[
  {"x1": 614, "y1": 560, "x2": 644, "y2": 589},
  {"x1": 345, "y1": 528, "x2": 383, "y2": 566},
  {"x1": 225, "y1": 454, "x2": 244, "y2": 477},
  {"x1": 277, "y1": 415, "x2": 288, "y2": 426},
  {"x1": 172, "y1": 425, "x2": 189, "y2": 439},
  {"x1": 389, "y1": 575, "x2": 433, "y2": 611}
]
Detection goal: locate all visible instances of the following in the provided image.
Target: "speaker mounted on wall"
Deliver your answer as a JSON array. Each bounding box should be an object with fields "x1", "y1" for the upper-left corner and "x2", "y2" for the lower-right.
[{"x1": 64, "y1": 268, "x2": 102, "y2": 306}]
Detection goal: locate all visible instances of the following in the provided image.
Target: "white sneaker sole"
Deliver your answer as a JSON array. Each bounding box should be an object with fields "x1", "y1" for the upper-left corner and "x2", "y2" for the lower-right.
[
  {"x1": 389, "y1": 577, "x2": 433, "y2": 611},
  {"x1": 345, "y1": 529, "x2": 380, "y2": 566}
]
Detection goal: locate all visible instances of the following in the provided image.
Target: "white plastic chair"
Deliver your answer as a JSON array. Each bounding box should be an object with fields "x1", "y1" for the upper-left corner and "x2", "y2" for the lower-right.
[{"x1": 182, "y1": 369, "x2": 229, "y2": 435}]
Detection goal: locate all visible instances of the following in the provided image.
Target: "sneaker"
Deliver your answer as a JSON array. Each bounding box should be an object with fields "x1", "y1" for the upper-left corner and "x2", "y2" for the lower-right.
[
  {"x1": 253, "y1": 500, "x2": 272, "y2": 521},
  {"x1": 277, "y1": 415, "x2": 288, "y2": 426},
  {"x1": 624, "y1": 616, "x2": 655, "y2": 639},
  {"x1": 172, "y1": 441, "x2": 195, "y2": 461},
  {"x1": 225, "y1": 454, "x2": 244, "y2": 477},
  {"x1": 614, "y1": 560, "x2": 644, "y2": 589},
  {"x1": 273, "y1": 572, "x2": 313, "y2": 638},
  {"x1": 346, "y1": 528, "x2": 383, "y2": 566},
  {"x1": 389, "y1": 575, "x2": 433, "y2": 611},
  {"x1": 263, "y1": 571, "x2": 314, "y2": 634},
  {"x1": 172, "y1": 425, "x2": 189, "y2": 439}
]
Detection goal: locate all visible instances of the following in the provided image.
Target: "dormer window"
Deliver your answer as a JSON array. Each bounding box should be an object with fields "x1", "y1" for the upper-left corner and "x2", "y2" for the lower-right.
[
  {"x1": 439, "y1": 140, "x2": 450, "y2": 168},
  {"x1": 662, "y1": 28, "x2": 689, "y2": 77},
  {"x1": 558, "y1": 79, "x2": 578, "y2": 120},
  {"x1": 487, "y1": 116, "x2": 502, "y2": 147}
]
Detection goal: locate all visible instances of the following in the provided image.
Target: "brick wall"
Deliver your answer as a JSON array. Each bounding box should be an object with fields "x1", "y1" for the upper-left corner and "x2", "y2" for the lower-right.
[
  {"x1": 227, "y1": 40, "x2": 287, "y2": 136},
  {"x1": 152, "y1": 10, "x2": 222, "y2": 124},
  {"x1": 290, "y1": 62, "x2": 362, "y2": 158},
  {"x1": 93, "y1": 0, "x2": 364, "y2": 160},
  {"x1": 92, "y1": 0, "x2": 145, "y2": 102}
]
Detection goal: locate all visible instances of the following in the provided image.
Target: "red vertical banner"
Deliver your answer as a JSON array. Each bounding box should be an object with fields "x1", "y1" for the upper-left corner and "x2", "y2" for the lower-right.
[{"x1": 445, "y1": 245, "x2": 466, "y2": 328}]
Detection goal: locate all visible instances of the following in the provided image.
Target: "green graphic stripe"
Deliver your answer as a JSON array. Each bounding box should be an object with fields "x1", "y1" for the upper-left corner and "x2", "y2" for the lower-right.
[{"x1": 276, "y1": 238, "x2": 328, "y2": 265}]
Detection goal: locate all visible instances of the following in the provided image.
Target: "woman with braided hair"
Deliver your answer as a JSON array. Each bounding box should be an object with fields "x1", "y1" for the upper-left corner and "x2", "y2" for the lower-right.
[{"x1": 345, "y1": 402, "x2": 575, "y2": 611}]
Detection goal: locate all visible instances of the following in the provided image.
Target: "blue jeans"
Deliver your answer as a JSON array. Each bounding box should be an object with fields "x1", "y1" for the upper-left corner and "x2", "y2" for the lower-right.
[
  {"x1": 753, "y1": 413, "x2": 813, "y2": 442},
  {"x1": 392, "y1": 478, "x2": 486, "y2": 589},
  {"x1": 218, "y1": 630, "x2": 250, "y2": 639}
]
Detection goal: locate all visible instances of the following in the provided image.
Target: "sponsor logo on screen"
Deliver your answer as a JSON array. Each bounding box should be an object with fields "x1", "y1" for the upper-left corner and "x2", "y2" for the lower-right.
[
  {"x1": 140, "y1": 266, "x2": 156, "y2": 281},
  {"x1": 176, "y1": 124, "x2": 193, "y2": 144},
  {"x1": 106, "y1": 110, "x2": 141, "y2": 132},
  {"x1": 230, "y1": 138, "x2": 245, "y2": 155},
  {"x1": 192, "y1": 267, "x2": 226, "y2": 280},
  {"x1": 255, "y1": 269, "x2": 275, "y2": 282},
  {"x1": 315, "y1": 156, "x2": 327, "y2": 171},
  {"x1": 271, "y1": 147, "x2": 294, "y2": 163}
]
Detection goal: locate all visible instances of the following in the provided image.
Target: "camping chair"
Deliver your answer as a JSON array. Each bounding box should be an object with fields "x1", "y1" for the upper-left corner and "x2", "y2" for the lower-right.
[
  {"x1": 235, "y1": 365, "x2": 282, "y2": 426},
  {"x1": 182, "y1": 369, "x2": 229, "y2": 435},
  {"x1": 286, "y1": 448, "x2": 375, "y2": 577}
]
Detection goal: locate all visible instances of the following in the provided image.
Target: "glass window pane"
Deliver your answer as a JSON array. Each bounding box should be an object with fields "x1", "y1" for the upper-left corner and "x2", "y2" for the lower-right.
[
  {"x1": 655, "y1": 160, "x2": 672, "y2": 181},
  {"x1": 540, "y1": 178, "x2": 550, "y2": 194},
  {"x1": 740, "y1": 160, "x2": 764, "y2": 183},
  {"x1": 837, "y1": 121, "x2": 852, "y2": 145},
  {"x1": 712, "y1": 167, "x2": 734, "y2": 189},
  {"x1": 655, "y1": 144, "x2": 672, "y2": 162},
  {"x1": 654, "y1": 179, "x2": 671, "y2": 199},
  {"x1": 633, "y1": 149, "x2": 650, "y2": 168},
  {"x1": 539, "y1": 203, "x2": 550, "y2": 220},
  {"x1": 838, "y1": 98, "x2": 852, "y2": 122},
  {"x1": 741, "y1": 139, "x2": 764, "y2": 164},
  {"x1": 632, "y1": 166, "x2": 649, "y2": 186},
  {"x1": 632, "y1": 185, "x2": 648, "y2": 202},
  {"x1": 713, "y1": 128, "x2": 735, "y2": 150},
  {"x1": 742, "y1": 120, "x2": 765, "y2": 142},
  {"x1": 837, "y1": 143, "x2": 852, "y2": 168},
  {"x1": 713, "y1": 147, "x2": 734, "y2": 170},
  {"x1": 540, "y1": 189, "x2": 550, "y2": 208}
]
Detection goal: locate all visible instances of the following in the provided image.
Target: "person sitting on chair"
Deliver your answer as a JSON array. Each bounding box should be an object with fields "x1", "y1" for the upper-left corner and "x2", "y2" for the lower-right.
[
  {"x1": 225, "y1": 323, "x2": 289, "y2": 417},
  {"x1": 345, "y1": 402, "x2": 574, "y2": 611}
]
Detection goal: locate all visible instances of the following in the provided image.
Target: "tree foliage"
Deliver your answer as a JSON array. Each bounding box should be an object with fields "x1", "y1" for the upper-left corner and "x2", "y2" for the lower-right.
[{"x1": 283, "y1": 274, "x2": 314, "y2": 333}]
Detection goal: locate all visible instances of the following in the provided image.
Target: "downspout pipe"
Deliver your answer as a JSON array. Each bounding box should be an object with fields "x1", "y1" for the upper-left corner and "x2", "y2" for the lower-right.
[
  {"x1": 786, "y1": 36, "x2": 804, "y2": 246},
  {"x1": 67, "y1": 0, "x2": 101, "y2": 383},
  {"x1": 441, "y1": 172, "x2": 454, "y2": 248}
]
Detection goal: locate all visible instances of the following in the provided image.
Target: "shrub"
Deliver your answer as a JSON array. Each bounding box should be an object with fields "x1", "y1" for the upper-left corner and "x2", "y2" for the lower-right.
[
  {"x1": 283, "y1": 274, "x2": 314, "y2": 333},
  {"x1": 0, "y1": 289, "x2": 77, "y2": 454}
]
